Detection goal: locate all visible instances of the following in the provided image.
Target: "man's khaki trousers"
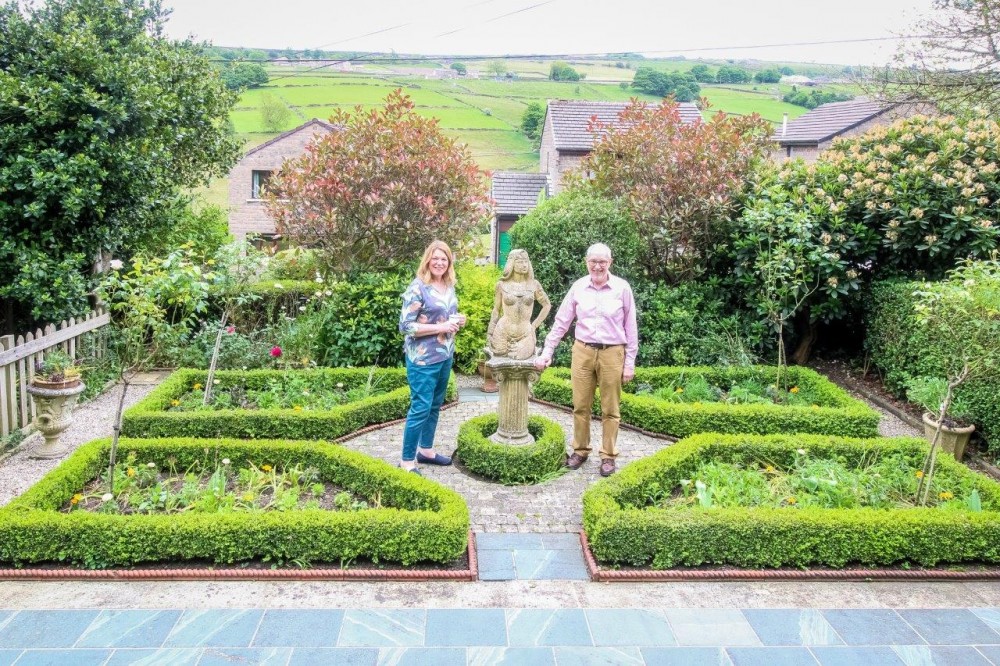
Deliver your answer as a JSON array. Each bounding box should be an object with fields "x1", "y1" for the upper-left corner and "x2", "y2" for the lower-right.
[{"x1": 570, "y1": 340, "x2": 624, "y2": 460}]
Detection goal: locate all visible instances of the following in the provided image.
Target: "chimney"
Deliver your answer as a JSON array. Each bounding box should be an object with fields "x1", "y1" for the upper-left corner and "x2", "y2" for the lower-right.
[{"x1": 781, "y1": 113, "x2": 788, "y2": 137}]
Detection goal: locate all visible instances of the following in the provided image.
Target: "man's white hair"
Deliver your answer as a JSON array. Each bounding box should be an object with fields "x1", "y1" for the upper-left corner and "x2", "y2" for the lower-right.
[{"x1": 586, "y1": 243, "x2": 612, "y2": 260}]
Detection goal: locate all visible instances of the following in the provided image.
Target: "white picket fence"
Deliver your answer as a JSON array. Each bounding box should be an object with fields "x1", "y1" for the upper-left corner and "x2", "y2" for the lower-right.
[{"x1": 0, "y1": 308, "x2": 110, "y2": 438}]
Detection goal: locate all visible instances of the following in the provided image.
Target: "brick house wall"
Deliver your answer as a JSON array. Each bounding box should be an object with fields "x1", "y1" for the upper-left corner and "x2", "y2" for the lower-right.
[{"x1": 227, "y1": 120, "x2": 334, "y2": 242}]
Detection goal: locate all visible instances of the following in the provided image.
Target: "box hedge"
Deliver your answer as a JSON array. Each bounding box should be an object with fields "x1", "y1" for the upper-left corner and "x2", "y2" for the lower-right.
[
  {"x1": 584, "y1": 432, "x2": 1000, "y2": 569},
  {"x1": 456, "y1": 414, "x2": 566, "y2": 484},
  {"x1": 533, "y1": 366, "x2": 879, "y2": 439},
  {"x1": 866, "y1": 278, "x2": 1000, "y2": 447},
  {"x1": 122, "y1": 368, "x2": 455, "y2": 440},
  {"x1": 0, "y1": 437, "x2": 469, "y2": 569}
]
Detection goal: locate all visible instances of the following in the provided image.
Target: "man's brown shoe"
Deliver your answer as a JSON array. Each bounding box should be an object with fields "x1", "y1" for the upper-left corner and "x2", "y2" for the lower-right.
[
  {"x1": 600, "y1": 459, "x2": 616, "y2": 477},
  {"x1": 566, "y1": 453, "x2": 587, "y2": 470}
]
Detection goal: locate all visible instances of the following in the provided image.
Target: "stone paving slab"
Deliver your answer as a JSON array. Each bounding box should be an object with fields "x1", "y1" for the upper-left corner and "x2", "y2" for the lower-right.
[
  {"x1": 1, "y1": 608, "x2": 1000, "y2": 664},
  {"x1": 475, "y1": 533, "x2": 589, "y2": 581}
]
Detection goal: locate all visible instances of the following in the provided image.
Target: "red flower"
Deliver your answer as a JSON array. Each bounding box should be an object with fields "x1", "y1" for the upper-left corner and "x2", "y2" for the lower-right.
[
  {"x1": 270, "y1": 346, "x2": 282, "y2": 358},
  {"x1": 226, "y1": 326, "x2": 235, "y2": 334}
]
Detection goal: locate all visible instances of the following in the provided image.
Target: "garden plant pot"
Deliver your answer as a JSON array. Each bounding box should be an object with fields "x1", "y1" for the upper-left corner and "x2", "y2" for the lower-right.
[
  {"x1": 26, "y1": 380, "x2": 85, "y2": 459},
  {"x1": 479, "y1": 361, "x2": 498, "y2": 393},
  {"x1": 922, "y1": 412, "x2": 975, "y2": 461}
]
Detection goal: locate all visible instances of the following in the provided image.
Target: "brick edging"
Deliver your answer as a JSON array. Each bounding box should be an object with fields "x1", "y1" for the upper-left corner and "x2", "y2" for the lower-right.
[
  {"x1": 579, "y1": 532, "x2": 1000, "y2": 582},
  {"x1": 0, "y1": 531, "x2": 477, "y2": 582},
  {"x1": 528, "y1": 398, "x2": 677, "y2": 442}
]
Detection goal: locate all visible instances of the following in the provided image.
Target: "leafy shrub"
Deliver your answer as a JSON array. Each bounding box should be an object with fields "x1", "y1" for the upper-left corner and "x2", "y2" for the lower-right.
[
  {"x1": 508, "y1": 190, "x2": 643, "y2": 308},
  {"x1": 122, "y1": 368, "x2": 456, "y2": 440},
  {"x1": 866, "y1": 264, "x2": 1000, "y2": 446},
  {"x1": 454, "y1": 262, "x2": 501, "y2": 374},
  {"x1": 264, "y1": 247, "x2": 321, "y2": 281},
  {"x1": 133, "y1": 203, "x2": 232, "y2": 262},
  {"x1": 584, "y1": 432, "x2": 1000, "y2": 568},
  {"x1": 222, "y1": 279, "x2": 317, "y2": 332},
  {"x1": 456, "y1": 414, "x2": 566, "y2": 484},
  {"x1": 781, "y1": 89, "x2": 852, "y2": 109},
  {"x1": 0, "y1": 436, "x2": 468, "y2": 568},
  {"x1": 534, "y1": 366, "x2": 879, "y2": 438}
]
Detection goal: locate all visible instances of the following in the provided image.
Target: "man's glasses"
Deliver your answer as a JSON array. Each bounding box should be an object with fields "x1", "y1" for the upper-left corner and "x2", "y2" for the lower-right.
[{"x1": 587, "y1": 260, "x2": 609, "y2": 267}]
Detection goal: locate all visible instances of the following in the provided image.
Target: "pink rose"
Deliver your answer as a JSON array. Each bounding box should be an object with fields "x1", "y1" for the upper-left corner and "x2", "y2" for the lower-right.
[
  {"x1": 226, "y1": 326, "x2": 235, "y2": 334},
  {"x1": 270, "y1": 346, "x2": 282, "y2": 358}
]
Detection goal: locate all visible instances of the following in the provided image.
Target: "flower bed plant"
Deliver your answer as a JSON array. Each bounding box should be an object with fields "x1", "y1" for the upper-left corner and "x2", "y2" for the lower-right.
[
  {"x1": 584, "y1": 433, "x2": 1000, "y2": 569},
  {"x1": 534, "y1": 366, "x2": 878, "y2": 438},
  {"x1": 0, "y1": 437, "x2": 469, "y2": 568},
  {"x1": 456, "y1": 414, "x2": 566, "y2": 484},
  {"x1": 122, "y1": 368, "x2": 455, "y2": 440}
]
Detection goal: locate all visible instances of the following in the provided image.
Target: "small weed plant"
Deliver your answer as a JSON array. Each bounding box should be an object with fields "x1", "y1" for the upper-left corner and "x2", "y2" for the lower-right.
[
  {"x1": 641, "y1": 449, "x2": 981, "y2": 511},
  {"x1": 66, "y1": 452, "x2": 376, "y2": 515}
]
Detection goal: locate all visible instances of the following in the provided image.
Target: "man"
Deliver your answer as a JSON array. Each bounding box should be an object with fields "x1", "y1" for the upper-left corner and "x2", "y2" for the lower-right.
[{"x1": 533, "y1": 243, "x2": 638, "y2": 477}]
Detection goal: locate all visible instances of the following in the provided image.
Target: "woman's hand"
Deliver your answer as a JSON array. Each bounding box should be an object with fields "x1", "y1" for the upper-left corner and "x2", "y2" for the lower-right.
[
  {"x1": 455, "y1": 313, "x2": 468, "y2": 328},
  {"x1": 438, "y1": 321, "x2": 460, "y2": 335}
]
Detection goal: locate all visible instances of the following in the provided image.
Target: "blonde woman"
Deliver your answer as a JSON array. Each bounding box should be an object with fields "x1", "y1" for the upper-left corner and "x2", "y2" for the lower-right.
[{"x1": 397, "y1": 240, "x2": 466, "y2": 473}]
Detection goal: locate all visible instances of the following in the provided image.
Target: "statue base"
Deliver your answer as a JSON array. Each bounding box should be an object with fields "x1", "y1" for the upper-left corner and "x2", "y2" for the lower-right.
[{"x1": 485, "y1": 356, "x2": 540, "y2": 446}]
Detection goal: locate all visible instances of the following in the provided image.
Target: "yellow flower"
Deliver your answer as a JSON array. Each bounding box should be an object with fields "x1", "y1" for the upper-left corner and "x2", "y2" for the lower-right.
[
  {"x1": 193, "y1": 383, "x2": 203, "y2": 390},
  {"x1": 789, "y1": 386, "x2": 800, "y2": 394},
  {"x1": 916, "y1": 470, "x2": 924, "y2": 479},
  {"x1": 242, "y1": 492, "x2": 255, "y2": 502},
  {"x1": 262, "y1": 464, "x2": 273, "y2": 472},
  {"x1": 811, "y1": 404, "x2": 819, "y2": 409},
  {"x1": 293, "y1": 405, "x2": 303, "y2": 412},
  {"x1": 786, "y1": 496, "x2": 797, "y2": 505},
  {"x1": 675, "y1": 387, "x2": 683, "y2": 393},
  {"x1": 765, "y1": 465, "x2": 776, "y2": 473},
  {"x1": 170, "y1": 399, "x2": 180, "y2": 407},
  {"x1": 126, "y1": 468, "x2": 135, "y2": 478},
  {"x1": 70, "y1": 494, "x2": 83, "y2": 505},
  {"x1": 939, "y1": 491, "x2": 954, "y2": 500}
]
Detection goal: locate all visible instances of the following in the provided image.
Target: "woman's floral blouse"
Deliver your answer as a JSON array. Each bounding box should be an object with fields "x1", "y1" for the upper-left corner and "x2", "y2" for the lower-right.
[{"x1": 398, "y1": 278, "x2": 458, "y2": 365}]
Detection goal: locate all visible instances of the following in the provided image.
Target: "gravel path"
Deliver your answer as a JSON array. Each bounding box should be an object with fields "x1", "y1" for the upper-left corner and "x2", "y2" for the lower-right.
[{"x1": 0, "y1": 377, "x2": 162, "y2": 507}]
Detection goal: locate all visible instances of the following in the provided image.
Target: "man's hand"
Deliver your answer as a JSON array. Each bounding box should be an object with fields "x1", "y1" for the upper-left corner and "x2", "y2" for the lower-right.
[
  {"x1": 623, "y1": 368, "x2": 635, "y2": 383},
  {"x1": 533, "y1": 356, "x2": 551, "y2": 371}
]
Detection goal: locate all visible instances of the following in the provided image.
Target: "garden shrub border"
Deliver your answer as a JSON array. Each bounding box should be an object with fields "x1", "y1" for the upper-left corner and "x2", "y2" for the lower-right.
[
  {"x1": 122, "y1": 368, "x2": 456, "y2": 440},
  {"x1": 584, "y1": 432, "x2": 1000, "y2": 569},
  {"x1": 456, "y1": 414, "x2": 567, "y2": 484},
  {"x1": 533, "y1": 366, "x2": 879, "y2": 438},
  {"x1": 0, "y1": 436, "x2": 469, "y2": 569}
]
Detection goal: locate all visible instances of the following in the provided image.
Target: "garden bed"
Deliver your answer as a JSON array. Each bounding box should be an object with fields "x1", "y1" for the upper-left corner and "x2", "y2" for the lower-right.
[
  {"x1": 0, "y1": 436, "x2": 470, "y2": 571},
  {"x1": 122, "y1": 368, "x2": 455, "y2": 440},
  {"x1": 583, "y1": 432, "x2": 1000, "y2": 570},
  {"x1": 534, "y1": 366, "x2": 879, "y2": 438},
  {"x1": 456, "y1": 414, "x2": 567, "y2": 484}
]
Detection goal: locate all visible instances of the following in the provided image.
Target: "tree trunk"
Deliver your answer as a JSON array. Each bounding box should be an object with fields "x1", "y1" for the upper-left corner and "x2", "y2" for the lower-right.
[{"x1": 791, "y1": 309, "x2": 818, "y2": 365}]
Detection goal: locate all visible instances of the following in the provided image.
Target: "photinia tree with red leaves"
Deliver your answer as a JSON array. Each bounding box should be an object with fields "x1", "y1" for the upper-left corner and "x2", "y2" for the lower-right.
[
  {"x1": 579, "y1": 100, "x2": 773, "y2": 283},
  {"x1": 266, "y1": 90, "x2": 490, "y2": 272}
]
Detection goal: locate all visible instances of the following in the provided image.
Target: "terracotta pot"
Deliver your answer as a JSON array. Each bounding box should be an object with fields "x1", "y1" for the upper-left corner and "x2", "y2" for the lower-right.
[
  {"x1": 479, "y1": 362, "x2": 498, "y2": 393},
  {"x1": 922, "y1": 412, "x2": 975, "y2": 461},
  {"x1": 30, "y1": 376, "x2": 82, "y2": 391}
]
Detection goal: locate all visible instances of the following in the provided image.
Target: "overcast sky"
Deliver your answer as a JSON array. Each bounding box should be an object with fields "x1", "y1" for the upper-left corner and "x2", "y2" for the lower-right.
[{"x1": 161, "y1": 0, "x2": 935, "y2": 65}]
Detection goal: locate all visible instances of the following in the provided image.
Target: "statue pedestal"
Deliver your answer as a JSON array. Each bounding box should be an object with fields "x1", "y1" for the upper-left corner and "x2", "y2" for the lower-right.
[{"x1": 486, "y1": 357, "x2": 540, "y2": 446}]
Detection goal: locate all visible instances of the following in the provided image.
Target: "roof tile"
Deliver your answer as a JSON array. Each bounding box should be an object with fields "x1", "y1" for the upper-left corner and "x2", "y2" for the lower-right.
[{"x1": 547, "y1": 99, "x2": 703, "y2": 151}]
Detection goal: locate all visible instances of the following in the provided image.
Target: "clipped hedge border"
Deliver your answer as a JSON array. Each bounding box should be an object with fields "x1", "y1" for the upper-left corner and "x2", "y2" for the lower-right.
[
  {"x1": 534, "y1": 365, "x2": 879, "y2": 439},
  {"x1": 0, "y1": 437, "x2": 469, "y2": 569},
  {"x1": 123, "y1": 368, "x2": 456, "y2": 440},
  {"x1": 456, "y1": 414, "x2": 567, "y2": 484},
  {"x1": 584, "y1": 432, "x2": 1000, "y2": 569}
]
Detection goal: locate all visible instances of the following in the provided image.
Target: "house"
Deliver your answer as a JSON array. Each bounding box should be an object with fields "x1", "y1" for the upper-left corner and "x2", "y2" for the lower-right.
[
  {"x1": 490, "y1": 99, "x2": 702, "y2": 266},
  {"x1": 227, "y1": 118, "x2": 336, "y2": 243},
  {"x1": 772, "y1": 99, "x2": 925, "y2": 163},
  {"x1": 490, "y1": 172, "x2": 551, "y2": 267}
]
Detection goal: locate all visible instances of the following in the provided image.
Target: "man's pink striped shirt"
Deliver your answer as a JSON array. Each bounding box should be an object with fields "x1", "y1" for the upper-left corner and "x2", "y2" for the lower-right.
[{"x1": 541, "y1": 273, "x2": 639, "y2": 370}]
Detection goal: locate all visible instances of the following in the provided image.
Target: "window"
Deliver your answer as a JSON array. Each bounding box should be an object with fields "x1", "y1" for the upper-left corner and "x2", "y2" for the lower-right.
[{"x1": 251, "y1": 170, "x2": 273, "y2": 199}]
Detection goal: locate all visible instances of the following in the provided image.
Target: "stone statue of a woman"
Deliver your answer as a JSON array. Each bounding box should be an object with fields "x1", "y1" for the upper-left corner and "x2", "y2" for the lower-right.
[{"x1": 486, "y1": 250, "x2": 551, "y2": 360}]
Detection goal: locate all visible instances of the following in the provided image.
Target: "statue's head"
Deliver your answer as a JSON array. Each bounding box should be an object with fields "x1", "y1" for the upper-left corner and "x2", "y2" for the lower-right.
[{"x1": 501, "y1": 249, "x2": 534, "y2": 281}]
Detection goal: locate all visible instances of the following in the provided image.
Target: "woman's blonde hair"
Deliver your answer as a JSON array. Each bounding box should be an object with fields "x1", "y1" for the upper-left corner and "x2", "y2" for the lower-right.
[{"x1": 416, "y1": 240, "x2": 456, "y2": 286}]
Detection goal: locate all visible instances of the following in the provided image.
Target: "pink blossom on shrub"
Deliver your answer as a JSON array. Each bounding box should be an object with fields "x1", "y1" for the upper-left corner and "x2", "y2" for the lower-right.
[{"x1": 270, "y1": 346, "x2": 282, "y2": 358}]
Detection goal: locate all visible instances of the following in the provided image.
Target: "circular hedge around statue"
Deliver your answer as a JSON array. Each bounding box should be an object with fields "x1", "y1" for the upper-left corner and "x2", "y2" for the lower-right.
[{"x1": 456, "y1": 414, "x2": 566, "y2": 484}]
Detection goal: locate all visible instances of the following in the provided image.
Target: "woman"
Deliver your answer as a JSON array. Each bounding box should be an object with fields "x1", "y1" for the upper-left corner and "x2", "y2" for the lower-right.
[
  {"x1": 398, "y1": 240, "x2": 466, "y2": 473},
  {"x1": 486, "y1": 249, "x2": 551, "y2": 360}
]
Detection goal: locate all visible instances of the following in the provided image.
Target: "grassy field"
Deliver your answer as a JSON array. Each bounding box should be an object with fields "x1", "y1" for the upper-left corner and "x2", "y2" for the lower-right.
[{"x1": 196, "y1": 58, "x2": 858, "y2": 210}]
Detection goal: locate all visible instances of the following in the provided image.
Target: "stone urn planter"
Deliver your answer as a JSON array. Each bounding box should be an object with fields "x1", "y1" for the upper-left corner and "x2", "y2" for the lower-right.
[
  {"x1": 27, "y1": 378, "x2": 85, "y2": 459},
  {"x1": 922, "y1": 412, "x2": 975, "y2": 461}
]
